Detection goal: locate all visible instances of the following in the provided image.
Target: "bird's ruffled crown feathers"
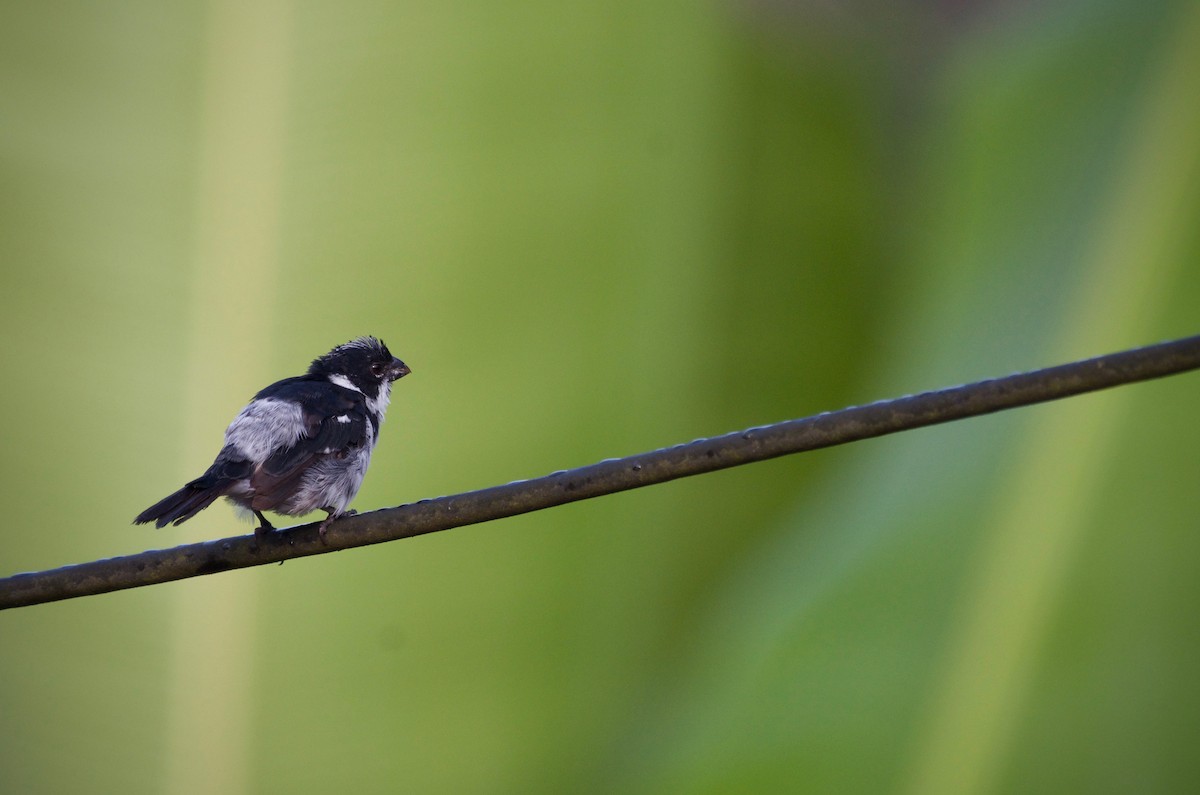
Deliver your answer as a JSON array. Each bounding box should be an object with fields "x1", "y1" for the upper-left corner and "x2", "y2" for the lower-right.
[{"x1": 308, "y1": 336, "x2": 391, "y2": 374}]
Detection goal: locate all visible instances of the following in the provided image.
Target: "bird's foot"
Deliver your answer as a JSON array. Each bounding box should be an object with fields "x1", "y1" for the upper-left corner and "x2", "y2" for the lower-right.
[
  {"x1": 253, "y1": 511, "x2": 276, "y2": 538},
  {"x1": 317, "y1": 509, "x2": 356, "y2": 543},
  {"x1": 318, "y1": 513, "x2": 337, "y2": 542}
]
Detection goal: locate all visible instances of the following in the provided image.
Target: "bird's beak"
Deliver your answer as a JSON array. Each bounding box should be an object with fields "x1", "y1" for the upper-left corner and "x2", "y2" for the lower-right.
[{"x1": 389, "y1": 358, "x2": 411, "y2": 381}]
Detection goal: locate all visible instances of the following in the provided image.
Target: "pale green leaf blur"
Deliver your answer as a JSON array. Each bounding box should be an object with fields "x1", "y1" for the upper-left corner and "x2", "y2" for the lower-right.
[{"x1": 2, "y1": 1, "x2": 1199, "y2": 793}]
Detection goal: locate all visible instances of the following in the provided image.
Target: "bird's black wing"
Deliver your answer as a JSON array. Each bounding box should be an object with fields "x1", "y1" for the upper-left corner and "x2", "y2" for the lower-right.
[{"x1": 248, "y1": 378, "x2": 370, "y2": 504}]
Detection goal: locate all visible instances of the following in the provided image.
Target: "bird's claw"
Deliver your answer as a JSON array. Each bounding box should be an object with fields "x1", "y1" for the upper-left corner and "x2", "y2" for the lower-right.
[
  {"x1": 253, "y1": 510, "x2": 276, "y2": 538},
  {"x1": 317, "y1": 509, "x2": 356, "y2": 543}
]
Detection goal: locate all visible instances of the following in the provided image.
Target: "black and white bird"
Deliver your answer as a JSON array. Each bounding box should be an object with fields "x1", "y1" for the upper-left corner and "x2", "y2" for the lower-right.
[{"x1": 135, "y1": 336, "x2": 411, "y2": 537}]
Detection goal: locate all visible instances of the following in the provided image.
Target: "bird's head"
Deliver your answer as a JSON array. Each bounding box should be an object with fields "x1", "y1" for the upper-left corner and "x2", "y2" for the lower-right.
[{"x1": 310, "y1": 336, "x2": 411, "y2": 400}]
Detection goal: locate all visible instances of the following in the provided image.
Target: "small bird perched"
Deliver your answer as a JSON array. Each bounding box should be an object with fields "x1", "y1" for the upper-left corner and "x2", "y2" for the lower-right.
[{"x1": 135, "y1": 336, "x2": 411, "y2": 537}]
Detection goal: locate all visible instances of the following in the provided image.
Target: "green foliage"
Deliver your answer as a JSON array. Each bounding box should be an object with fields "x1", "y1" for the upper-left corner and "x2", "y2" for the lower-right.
[{"x1": 2, "y1": 1, "x2": 1199, "y2": 792}]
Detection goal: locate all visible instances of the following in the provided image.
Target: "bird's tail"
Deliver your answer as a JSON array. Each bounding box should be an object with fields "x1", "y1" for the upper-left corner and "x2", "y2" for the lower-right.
[{"x1": 133, "y1": 478, "x2": 226, "y2": 528}]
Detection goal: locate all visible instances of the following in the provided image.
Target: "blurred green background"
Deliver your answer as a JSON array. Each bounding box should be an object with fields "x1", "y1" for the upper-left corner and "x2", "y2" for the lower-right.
[{"x1": 2, "y1": 0, "x2": 1199, "y2": 792}]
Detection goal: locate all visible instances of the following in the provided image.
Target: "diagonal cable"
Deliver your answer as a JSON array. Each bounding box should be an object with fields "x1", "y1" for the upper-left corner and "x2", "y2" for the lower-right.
[{"x1": 2, "y1": 334, "x2": 1198, "y2": 610}]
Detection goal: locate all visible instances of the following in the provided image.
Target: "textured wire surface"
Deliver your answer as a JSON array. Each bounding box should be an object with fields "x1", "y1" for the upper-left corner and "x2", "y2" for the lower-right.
[{"x1": 3, "y1": 334, "x2": 1198, "y2": 610}]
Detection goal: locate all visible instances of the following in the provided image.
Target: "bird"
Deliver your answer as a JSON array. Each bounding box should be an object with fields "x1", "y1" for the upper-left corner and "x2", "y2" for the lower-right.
[{"x1": 135, "y1": 336, "x2": 411, "y2": 538}]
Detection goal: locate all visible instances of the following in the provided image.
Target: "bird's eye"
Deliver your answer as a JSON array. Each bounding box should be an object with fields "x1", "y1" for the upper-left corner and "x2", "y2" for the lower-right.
[{"x1": 370, "y1": 362, "x2": 385, "y2": 377}]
